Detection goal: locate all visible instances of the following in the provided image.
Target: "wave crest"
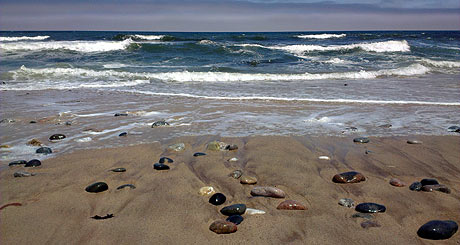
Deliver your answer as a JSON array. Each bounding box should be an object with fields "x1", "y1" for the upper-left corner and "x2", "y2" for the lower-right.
[
  {"x1": 0, "y1": 36, "x2": 50, "y2": 42},
  {"x1": 296, "y1": 34, "x2": 346, "y2": 39},
  {"x1": 0, "y1": 39, "x2": 133, "y2": 53}
]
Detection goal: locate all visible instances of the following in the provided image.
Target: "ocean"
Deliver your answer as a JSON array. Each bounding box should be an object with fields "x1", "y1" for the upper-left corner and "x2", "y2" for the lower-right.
[{"x1": 0, "y1": 31, "x2": 459, "y2": 160}]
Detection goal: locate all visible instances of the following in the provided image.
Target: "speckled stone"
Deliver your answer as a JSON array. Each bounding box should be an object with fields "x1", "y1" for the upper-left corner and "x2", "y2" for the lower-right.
[
  {"x1": 229, "y1": 170, "x2": 243, "y2": 179},
  {"x1": 338, "y1": 198, "x2": 355, "y2": 208},
  {"x1": 25, "y1": 159, "x2": 41, "y2": 167},
  {"x1": 390, "y1": 178, "x2": 406, "y2": 187},
  {"x1": 85, "y1": 182, "x2": 108, "y2": 193},
  {"x1": 159, "y1": 157, "x2": 173, "y2": 164},
  {"x1": 240, "y1": 175, "x2": 257, "y2": 184},
  {"x1": 199, "y1": 186, "x2": 216, "y2": 196},
  {"x1": 250, "y1": 186, "x2": 286, "y2": 198},
  {"x1": 421, "y1": 179, "x2": 439, "y2": 186},
  {"x1": 8, "y1": 160, "x2": 27, "y2": 166},
  {"x1": 27, "y1": 139, "x2": 42, "y2": 146},
  {"x1": 421, "y1": 184, "x2": 451, "y2": 194},
  {"x1": 209, "y1": 193, "x2": 226, "y2": 206},
  {"x1": 353, "y1": 137, "x2": 369, "y2": 143},
  {"x1": 332, "y1": 171, "x2": 366, "y2": 183},
  {"x1": 361, "y1": 220, "x2": 381, "y2": 229},
  {"x1": 226, "y1": 215, "x2": 244, "y2": 225},
  {"x1": 410, "y1": 181, "x2": 422, "y2": 191},
  {"x1": 417, "y1": 220, "x2": 458, "y2": 240},
  {"x1": 49, "y1": 134, "x2": 66, "y2": 141},
  {"x1": 209, "y1": 220, "x2": 237, "y2": 234},
  {"x1": 220, "y1": 204, "x2": 246, "y2": 216},
  {"x1": 167, "y1": 143, "x2": 185, "y2": 152},
  {"x1": 36, "y1": 147, "x2": 52, "y2": 155},
  {"x1": 355, "y1": 203, "x2": 386, "y2": 213},
  {"x1": 153, "y1": 163, "x2": 170, "y2": 170},
  {"x1": 277, "y1": 200, "x2": 306, "y2": 210}
]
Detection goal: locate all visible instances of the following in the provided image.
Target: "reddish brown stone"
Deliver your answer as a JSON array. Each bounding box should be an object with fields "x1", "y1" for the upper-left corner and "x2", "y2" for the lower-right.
[
  {"x1": 332, "y1": 171, "x2": 366, "y2": 183},
  {"x1": 421, "y1": 184, "x2": 451, "y2": 194},
  {"x1": 209, "y1": 220, "x2": 237, "y2": 234},
  {"x1": 250, "y1": 186, "x2": 286, "y2": 198},
  {"x1": 276, "y1": 200, "x2": 306, "y2": 210},
  {"x1": 389, "y1": 178, "x2": 406, "y2": 187}
]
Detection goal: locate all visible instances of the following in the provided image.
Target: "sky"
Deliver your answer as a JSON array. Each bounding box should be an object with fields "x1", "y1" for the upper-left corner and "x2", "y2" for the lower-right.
[{"x1": 0, "y1": 0, "x2": 459, "y2": 31}]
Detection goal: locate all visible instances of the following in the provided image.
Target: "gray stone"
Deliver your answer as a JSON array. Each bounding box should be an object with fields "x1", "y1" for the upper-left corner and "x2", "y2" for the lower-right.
[{"x1": 338, "y1": 198, "x2": 355, "y2": 208}]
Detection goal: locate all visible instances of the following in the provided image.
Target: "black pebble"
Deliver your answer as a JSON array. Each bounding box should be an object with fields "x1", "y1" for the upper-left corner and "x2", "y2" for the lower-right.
[
  {"x1": 153, "y1": 163, "x2": 170, "y2": 170},
  {"x1": 49, "y1": 134, "x2": 66, "y2": 141},
  {"x1": 417, "y1": 220, "x2": 458, "y2": 240},
  {"x1": 119, "y1": 132, "x2": 127, "y2": 137},
  {"x1": 159, "y1": 157, "x2": 173, "y2": 164},
  {"x1": 409, "y1": 181, "x2": 422, "y2": 191},
  {"x1": 91, "y1": 214, "x2": 114, "y2": 220},
  {"x1": 226, "y1": 144, "x2": 238, "y2": 151},
  {"x1": 110, "y1": 168, "x2": 126, "y2": 172},
  {"x1": 8, "y1": 160, "x2": 27, "y2": 166},
  {"x1": 85, "y1": 182, "x2": 109, "y2": 193},
  {"x1": 151, "y1": 120, "x2": 169, "y2": 127},
  {"x1": 114, "y1": 113, "x2": 128, "y2": 117},
  {"x1": 25, "y1": 159, "x2": 41, "y2": 167},
  {"x1": 116, "y1": 184, "x2": 136, "y2": 190},
  {"x1": 353, "y1": 137, "x2": 369, "y2": 143},
  {"x1": 193, "y1": 152, "x2": 206, "y2": 157},
  {"x1": 209, "y1": 193, "x2": 226, "y2": 206},
  {"x1": 220, "y1": 204, "x2": 246, "y2": 216},
  {"x1": 355, "y1": 202, "x2": 386, "y2": 213},
  {"x1": 226, "y1": 215, "x2": 244, "y2": 225},
  {"x1": 36, "y1": 147, "x2": 52, "y2": 154},
  {"x1": 421, "y1": 178, "x2": 439, "y2": 186},
  {"x1": 29, "y1": 121, "x2": 37, "y2": 124}
]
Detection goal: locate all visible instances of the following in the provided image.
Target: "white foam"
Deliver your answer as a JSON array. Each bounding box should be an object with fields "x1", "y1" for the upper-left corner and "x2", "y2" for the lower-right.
[
  {"x1": 133, "y1": 35, "x2": 165, "y2": 40},
  {"x1": 75, "y1": 137, "x2": 92, "y2": 142},
  {"x1": 75, "y1": 112, "x2": 109, "y2": 117},
  {"x1": 421, "y1": 58, "x2": 460, "y2": 68},
  {"x1": 297, "y1": 34, "x2": 346, "y2": 39},
  {"x1": 0, "y1": 39, "x2": 133, "y2": 53},
  {"x1": 0, "y1": 36, "x2": 50, "y2": 42},
  {"x1": 197, "y1": 40, "x2": 217, "y2": 45},
  {"x1": 324, "y1": 58, "x2": 346, "y2": 64},
  {"x1": 305, "y1": 117, "x2": 332, "y2": 123},
  {"x1": 103, "y1": 63, "x2": 129, "y2": 69}
]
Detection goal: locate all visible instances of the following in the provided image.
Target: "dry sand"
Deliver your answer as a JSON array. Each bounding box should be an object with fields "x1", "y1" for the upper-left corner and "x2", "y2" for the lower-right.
[{"x1": 1, "y1": 135, "x2": 459, "y2": 244}]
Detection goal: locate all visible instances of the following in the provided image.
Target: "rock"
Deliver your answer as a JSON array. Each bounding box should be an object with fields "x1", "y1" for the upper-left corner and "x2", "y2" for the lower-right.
[
  {"x1": 14, "y1": 171, "x2": 36, "y2": 177},
  {"x1": 153, "y1": 163, "x2": 170, "y2": 170},
  {"x1": 389, "y1": 178, "x2": 406, "y2": 187},
  {"x1": 65, "y1": 121, "x2": 72, "y2": 126},
  {"x1": 447, "y1": 126, "x2": 460, "y2": 132},
  {"x1": 361, "y1": 220, "x2": 381, "y2": 229},
  {"x1": 346, "y1": 127, "x2": 358, "y2": 131},
  {"x1": 209, "y1": 220, "x2": 237, "y2": 234},
  {"x1": 27, "y1": 139, "x2": 42, "y2": 146},
  {"x1": 355, "y1": 203, "x2": 386, "y2": 213},
  {"x1": 245, "y1": 208, "x2": 266, "y2": 215},
  {"x1": 116, "y1": 184, "x2": 136, "y2": 190},
  {"x1": 226, "y1": 215, "x2": 244, "y2": 225},
  {"x1": 199, "y1": 186, "x2": 216, "y2": 196},
  {"x1": 338, "y1": 198, "x2": 355, "y2": 208},
  {"x1": 206, "y1": 141, "x2": 227, "y2": 151},
  {"x1": 193, "y1": 152, "x2": 206, "y2": 157},
  {"x1": 167, "y1": 143, "x2": 185, "y2": 152},
  {"x1": 30, "y1": 120, "x2": 37, "y2": 123},
  {"x1": 351, "y1": 213, "x2": 374, "y2": 219},
  {"x1": 36, "y1": 147, "x2": 52, "y2": 155},
  {"x1": 151, "y1": 120, "x2": 169, "y2": 127},
  {"x1": 421, "y1": 178, "x2": 439, "y2": 186},
  {"x1": 91, "y1": 214, "x2": 114, "y2": 220},
  {"x1": 226, "y1": 144, "x2": 238, "y2": 151},
  {"x1": 159, "y1": 157, "x2": 173, "y2": 164},
  {"x1": 85, "y1": 182, "x2": 108, "y2": 193},
  {"x1": 0, "y1": 119, "x2": 15, "y2": 123},
  {"x1": 8, "y1": 160, "x2": 27, "y2": 166},
  {"x1": 119, "y1": 132, "x2": 127, "y2": 137},
  {"x1": 110, "y1": 168, "x2": 126, "y2": 172},
  {"x1": 332, "y1": 171, "x2": 366, "y2": 183},
  {"x1": 229, "y1": 170, "x2": 243, "y2": 179},
  {"x1": 114, "y1": 113, "x2": 128, "y2": 117},
  {"x1": 220, "y1": 204, "x2": 246, "y2": 216},
  {"x1": 417, "y1": 220, "x2": 458, "y2": 240},
  {"x1": 240, "y1": 175, "x2": 257, "y2": 184},
  {"x1": 209, "y1": 193, "x2": 226, "y2": 206},
  {"x1": 228, "y1": 157, "x2": 238, "y2": 162},
  {"x1": 277, "y1": 200, "x2": 306, "y2": 210},
  {"x1": 407, "y1": 140, "x2": 422, "y2": 144},
  {"x1": 318, "y1": 156, "x2": 330, "y2": 160},
  {"x1": 250, "y1": 186, "x2": 286, "y2": 198},
  {"x1": 421, "y1": 184, "x2": 451, "y2": 194},
  {"x1": 49, "y1": 134, "x2": 66, "y2": 141},
  {"x1": 378, "y1": 124, "x2": 392, "y2": 128},
  {"x1": 0, "y1": 144, "x2": 11, "y2": 148},
  {"x1": 409, "y1": 181, "x2": 422, "y2": 191},
  {"x1": 353, "y1": 137, "x2": 369, "y2": 143},
  {"x1": 25, "y1": 159, "x2": 41, "y2": 167}
]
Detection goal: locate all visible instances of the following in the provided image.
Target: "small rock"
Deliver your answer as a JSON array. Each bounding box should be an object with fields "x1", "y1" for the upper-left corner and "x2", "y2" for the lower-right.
[
  {"x1": 447, "y1": 126, "x2": 460, "y2": 132},
  {"x1": 226, "y1": 215, "x2": 244, "y2": 225},
  {"x1": 229, "y1": 170, "x2": 243, "y2": 179},
  {"x1": 277, "y1": 200, "x2": 306, "y2": 210},
  {"x1": 353, "y1": 137, "x2": 369, "y2": 143},
  {"x1": 240, "y1": 175, "x2": 257, "y2": 184},
  {"x1": 49, "y1": 134, "x2": 66, "y2": 141},
  {"x1": 36, "y1": 147, "x2": 52, "y2": 155},
  {"x1": 30, "y1": 120, "x2": 37, "y2": 123},
  {"x1": 206, "y1": 141, "x2": 227, "y2": 151},
  {"x1": 114, "y1": 113, "x2": 128, "y2": 117},
  {"x1": 228, "y1": 157, "x2": 238, "y2": 162},
  {"x1": 0, "y1": 144, "x2": 11, "y2": 148},
  {"x1": 250, "y1": 186, "x2": 286, "y2": 198},
  {"x1": 378, "y1": 124, "x2": 392, "y2": 128},
  {"x1": 27, "y1": 139, "x2": 42, "y2": 146},
  {"x1": 407, "y1": 140, "x2": 422, "y2": 144},
  {"x1": 110, "y1": 168, "x2": 126, "y2": 172},
  {"x1": 338, "y1": 198, "x2": 355, "y2": 208},
  {"x1": 91, "y1": 214, "x2": 114, "y2": 220},
  {"x1": 119, "y1": 132, "x2": 127, "y2": 137},
  {"x1": 159, "y1": 157, "x2": 173, "y2": 163},
  {"x1": 153, "y1": 163, "x2": 170, "y2": 170},
  {"x1": 65, "y1": 121, "x2": 72, "y2": 126},
  {"x1": 199, "y1": 186, "x2": 216, "y2": 196},
  {"x1": 193, "y1": 152, "x2": 206, "y2": 157},
  {"x1": 8, "y1": 160, "x2": 27, "y2": 166},
  {"x1": 85, "y1": 182, "x2": 108, "y2": 193},
  {"x1": 346, "y1": 127, "x2": 358, "y2": 131},
  {"x1": 421, "y1": 178, "x2": 439, "y2": 186},
  {"x1": 421, "y1": 184, "x2": 451, "y2": 194},
  {"x1": 220, "y1": 204, "x2": 246, "y2": 216},
  {"x1": 355, "y1": 203, "x2": 386, "y2": 213},
  {"x1": 14, "y1": 171, "x2": 35, "y2": 177},
  {"x1": 167, "y1": 143, "x2": 185, "y2": 152},
  {"x1": 417, "y1": 220, "x2": 458, "y2": 240},
  {"x1": 209, "y1": 220, "x2": 237, "y2": 234},
  {"x1": 116, "y1": 184, "x2": 136, "y2": 190},
  {"x1": 409, "y1": 181, "x2": 422, "y2": 191},
  {"x1": 209, "y1": 193, "x2": 226, "y2": 206},
  {"x1": 0, "y1": 119, "x2": 15, "y2": 123},
  {"x1": 361, "y1": 220, "x2": 381, "y2": 229},
  {"x1": 25, "y1": 159, "x2": 41, "y2": 167},
  {"x1": 351, "y1": 213, "x2": 374, "y2": 219},
  {"x1": 151, "y1": 120, "x2": 169, "y2": 127},
  {"x1": 245, "y1": 208, "x2": 266, "y2": 215},
  {"x1": 332, "y1": 171, "x2": 366, "y2": 183},
  {"x1": 226, "y1": 144, "x2": 238, "y2": 151},
  {"x1": 389, "y1": 178, "x2": 406, "y2": 187},
  {"x1": 318, "y1": 156, "x2": 330, "y2": 160}
]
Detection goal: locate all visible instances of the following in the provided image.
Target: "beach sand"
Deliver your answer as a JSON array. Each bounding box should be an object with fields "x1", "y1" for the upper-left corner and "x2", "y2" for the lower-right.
[{"x1": 1, "y1": 135, "x2": 459, "y2": 244}]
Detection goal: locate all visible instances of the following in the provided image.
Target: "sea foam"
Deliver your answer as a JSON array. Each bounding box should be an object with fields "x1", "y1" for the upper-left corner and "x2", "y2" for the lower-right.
[
  {"x1": 0, "y1": 36, "x2": 50, "y2": 42},
  {"x1": 0, "y1": 39, "x2": 133, "y2": 53},
  {"x1": 296, "y1": 34, "x2": 346, "y2": 39}
]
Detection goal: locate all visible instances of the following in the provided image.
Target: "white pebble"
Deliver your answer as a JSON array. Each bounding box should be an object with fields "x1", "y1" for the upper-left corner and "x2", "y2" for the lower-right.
[
  {"x1": 245, "y1": 208, "x2": 266, "y2": 215},
  {"x1": 318, "y1": 156, "x2": 330, "y2": 160},
  {"x1": 228, "y1": 157, "x2": 238, "y2": 162}
]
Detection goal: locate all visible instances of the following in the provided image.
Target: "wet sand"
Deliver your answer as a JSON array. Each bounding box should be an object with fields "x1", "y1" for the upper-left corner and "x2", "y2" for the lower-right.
[{"x1": 1, "y1": 135, "x2": 459, "y2": 244}]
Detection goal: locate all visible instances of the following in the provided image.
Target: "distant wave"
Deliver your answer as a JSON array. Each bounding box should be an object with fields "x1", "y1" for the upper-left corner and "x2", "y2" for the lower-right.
[
  {"x1": 132, "y1": 35, "x2": 165, "y2": 40},
  {"x1": 420, "y1": 58, "x2": 460, "y2": 68},
  {"x1": 296, "y1": 34, "x2": 346, "y2": 39},
  {"x1": 0, "y1": 39, "x2": 133, "y2": 53},
  {"x1": 0, "y1": 36, "x2": 50, "y2": 42}
]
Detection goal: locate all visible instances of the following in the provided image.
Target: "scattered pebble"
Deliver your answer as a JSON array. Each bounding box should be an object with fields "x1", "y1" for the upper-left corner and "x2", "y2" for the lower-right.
[
  {"x1": 167, "y1": 143, "x2": 185, "y2": 152},
  {"x1": 409, "y1": 182, "x2": 422, "y2": 191},
  {"x1": 85, "y1": 182, "x2": 108, "y2": 193},
  {"x1": 277, "y1": 200, "x2": 306, "y2": 210},
  {"x1": 228, "y1": 157, "x2": 238, "y2": 162},
  {"x1": 361, "y1": 220, "x2": 381, "y2": 229},
  {"x1": 421, "y1": 184, "x2": 451, "y2": 194},
  {"x1": 193, "y1": 152, "x2": 206, "y2": 157},
  {"x1": 355, "y1": 203, "x2": 386, "y2": 213},
  {"x1": 332, "y1": 171, "x2": 366, "y2": 183},
  {"x1": 447, "y1": 126, "x2": 460, "y2": 132},
  {"x1": 378, "y1": 124, "x2": 392, "y2": 128},
  {"x1": 153, "y1": 163, "x2": 170, "y2": 170},
  {"x1": 119, "y1": 132, "x2": 127, "y2": 137},
  {"x1": 116, "y1": 184, "x2": 136, "y2": 190},
  {"x1": 8, "y1": 160, "x2": 27, "y2": 166},
  {"x1": 353, "y1": 137, "x2": 369, "y2": 143},
  {"x1": 338, "y1": 198, "x2": 355, "y2": 208},
  {"x1": 151, "y1": 120, "x2": 169, "y2": 127},
  {"x1": 110, "y1": 168, "x2": 126, "y2": 172},
  {"x1": 250, "y1": 186, "x2": 286, "y2": 198},
  {"x1": 407, "y1": 140, "x2": 422, "y2": 144},
  {"x1": 245, "y1": 208, "x2": 266, "y2": 215},
  {"x1": 240, "y1": 175, "x2": 257, "y2": 185},
  {"x1": 159, "y1": 157, "x2": 173, "y2": 164},
  {"x1": 389, "y1": 178, "x2": 406, "y2": 187},
  {"x1": 25, "y1": 159, "x2": 41, "y2": 167},
  {"x1": 226, "y1": 215, "x2": 244, "y2": 225},
  {"x1": 114, "y1": 113, "x2": 128, "y2": 117},
  {"x1": 91, "y1": 214, "x2": 114, "y2": 220},
  {"x1": 420, "y1": 178, "x2": 439, "y2": 186},
  {"x1": 209, "y1": 220, "x2": 237, "y2": 234},
  {"x1": 14, "y1": 171, "x2": 36, "y2": 177},
  {"x1": 220, "y1": 204, "x2": 247, "y2": 216},
  {"x1": 36, "y1": 147, "x2": 52, "y2": 155},
  {"x1": 318, "y1": 156, "x2": 330, "y2": 160},
  {"x1": 206, "y1": 141, "x2": 228, "y2": 151},
  {"x1": 226, "y1": 144, "x2": 238, "y2": 151},
  {"x1": 229, "y1": 170, "x2": 243, "y2": 179},
  {"x1": 417, "y1": 220, "x2": 458, "y2": 240},
  {"x1": 49, "y1": 134, "x2": 66, "y2": 141},
  {"x1": 351, "y1": 213, "x2": 374, "y2": 219},
  {"x1": 199, "y1": 186, "x2": 216, "y2": 196},
  {"x1": 27, "y1": 139, "x2": 42, "y2": 146},
  {"x1": 209, "y1": 193, "x2": 226, "y2": 206},
  {"x1": 0, "y1": 144, "x2": 10, "y2": 148}
]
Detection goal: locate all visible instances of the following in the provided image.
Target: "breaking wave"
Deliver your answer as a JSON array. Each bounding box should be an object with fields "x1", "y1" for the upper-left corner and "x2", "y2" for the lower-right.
[
  {"x1": 0, "y1": 39, "x2": 133, "y2": 53},
  {"x1": 296, "y1": 34, "x2": 346, "y2": 39},
  {"x1": 0, "y1": 36, "x2": 50, "y2": 42}
]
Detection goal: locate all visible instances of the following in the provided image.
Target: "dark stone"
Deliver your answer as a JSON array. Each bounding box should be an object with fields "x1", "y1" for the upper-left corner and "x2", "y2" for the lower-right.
[
  {"x1": 49, "y1": 134, "x2": 66, "y2": 141},
  {"x1": 417, "y1": 220, "x2": 458, "y2": 240},
  {"x1": 116, "y1": 184, "x2": 136, "y2": 190},
  {"x1": 85, "y1": 182, "x2": 108, "y2": 193},
  {"x1": 421, "y1": 178, "x2": 439, "y2": 186},
  {"x1": 447, "y1": 126, "x2": 460, "y2": 132},
  {"x1": 209, "y1": 193, "x2": 226, "y2": 206},
  {"x1": 355, "y1": 203, "x2": 386, "y2": 213},
  {"x1": 378, "y1": 124, "x2": 392, "y2": 128},
  {"x1": 209, "y1": 220, "x2": 237, "y2": 234},
  {"x1": 346, "y1": 127, "x2": 358, "y2": 131},
  {"x1": 114, "y1": 113, "x2": 128, "y2": 117},
  {"x1": 25, "y1": 159, "x2": 41, "y2": 167},
  {"x1": 36, "y1": 147, "x2": 52, "y2": 154},
  {"x1": 65, "y1": 121, "x2": 72, "y2": 126},
  {"x1": 193, "y1": 152, "x2": 206, "y2": 157},
  {"x1": 410, "y1": 181, "x2": 422, "y2": 191},
  {"x1": 91, "y1": 214, "x2": 114, "y2": 220},
  {"x1": 353, "y1": 137, "x2": 369, "y2": 143},
  {"x1": 407, "y1": 140, "x2": 422, "y2": 144},
  {"x1": 30, "y1": 120, "x2": 37, "y2": 123},
  {"x1": 421, "y1": 184, "x2": 451, "y2": 194},
  {"x1": 159, "y1": 157, "x2": 173, "y2": 164},
  {"x1": 119, "y1": 132, "x2": 127, "y2": 137},
  {"x1": 8, "y1": 160, "x2": 27, "y2": 166},
  {"x1": 332, "y1": 171, "x2": 366, "y2": 183},
  {"x1": 226, "y1": 215, "x2": 244, "y2": 225},
  {"x1": 220, "y1": 204, "x2": 246, "y2": 216},
  {"x1": 151, "y1": 120, "x2": 169, "y2": 127},
  {"x1": 225, "y1": 144, "x2": 238, "y2": 151},
  {"x1": 110, "y1": 168, "x2": 126, "y2": 172},
  {"x1": 153, "y1": 163, "x2": 170, "y2": 170}
]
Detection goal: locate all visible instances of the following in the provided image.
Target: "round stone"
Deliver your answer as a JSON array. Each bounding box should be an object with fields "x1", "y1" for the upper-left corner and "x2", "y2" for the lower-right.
[
  {"x1": 389, "y1": 178, "x2": 406, "y2": 187},
  {"x1": 193, "y1": 152, "x2": 206, "y2": 157},
  {"x1": 116, "y1": 184, "x2": 136, "y2": 190},
  {"x1": 110, "y1": 168, "x2": 126, "y2": 172},
  {"x1": 153, "y1": 163, "x2": 170, "y2": 170},
  {"x1": 25, "y1": 159, "x2": 41, "y2": 167},
  {"x1": 220, "y1": 204, "x2": 246, "y2": 216},
  {"x1": 407, "y1": 140, "x2": 422, "y2": 144},
  {"x1": 199, "y1": 186, "x2": 216, "y2": 196},
  {"x1": 409, "y1": 181, "x2": 422, "y2": 191},
  {"x1": 159, "y1": 157, "x2": 173, "y2": 164},
  {"x1": 338, "y1": 198, "x2": 355, "y2": 208},
  {"x1": 250, "y1": 186, "x2": 286, "y2": 198},
  {"x1": 226, "y1": 215, "x2": 244, "y2": 225},
  {"x1": 209, "y1": 220, "x2": 237, "y2": 234},
  {"x1": 36, "y1": 147, "x2": 52, "y2": 155},
  {"x1": 355, "y1": 202, "x2": 386, "y2": 213},
  {"x1": 277, "y1": 200, "x2": 306, "y2": 210},
  {"x1": 353, "y1": 137, "x2": 369, "y2": 143},
  {"x1": 240, "y1": 175, "x2": 257, "y2": 184},
  {"x1": 209, "y1": 193, "x2": 226, "y2": 206},
  {"x1": 332, "y1": 171, "x2": 366, "y2": 183},
  {"x1": 206, "y1": 141, "x2": 221, "y2": 151},
  {"x1": 49, "y1": 134, "x2": 66, "y2": 141},
  {"x1": 417, "y1": 220, "x2": 458, "y2": 240},
  {"x1": 8, "y1": 160, "x2": 27, "y2": 166},
  {"x1": 85, "y1": 182, "x2": 108, "y2": 193},
  {"x1": 151, "y1": 120, "x2": 169, "y2": 127},
  {"x1": 229, "y1": 170, "x2": 243, "y2": 179},
  {"x1": 421, "y1": 178, "x2": 439, "y2": 186}
]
